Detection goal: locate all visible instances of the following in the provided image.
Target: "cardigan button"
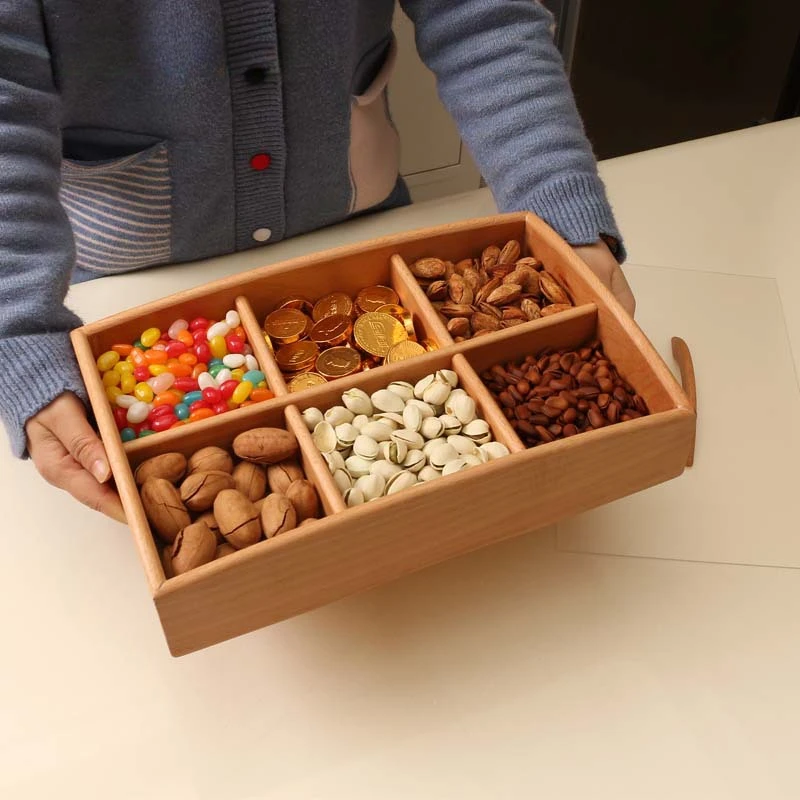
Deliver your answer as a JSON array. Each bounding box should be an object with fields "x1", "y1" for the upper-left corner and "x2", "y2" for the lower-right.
[{"x1": 252, "y1": 228, "x2": 272, "y2": 242}]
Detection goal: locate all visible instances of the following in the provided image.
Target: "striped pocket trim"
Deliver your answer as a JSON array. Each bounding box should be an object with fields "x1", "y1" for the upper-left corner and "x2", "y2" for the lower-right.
[{"x1": 60, "y1": 143, "x2": 172, "y2": 274}]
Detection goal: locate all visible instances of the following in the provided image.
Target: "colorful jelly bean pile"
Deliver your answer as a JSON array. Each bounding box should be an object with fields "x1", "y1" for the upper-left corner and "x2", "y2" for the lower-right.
[{"x1": 96, "y1": 309, "x2": 274, "y2": 441}]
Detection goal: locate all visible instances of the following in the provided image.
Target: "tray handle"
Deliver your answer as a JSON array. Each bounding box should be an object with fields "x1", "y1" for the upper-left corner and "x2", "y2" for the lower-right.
[{"x1": 671, "y1": 336, "x2": 696, "y2": 467}]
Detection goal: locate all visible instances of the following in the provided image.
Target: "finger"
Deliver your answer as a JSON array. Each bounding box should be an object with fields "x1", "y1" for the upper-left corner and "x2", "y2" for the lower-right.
[
  {"x1": 61, "y1": 465, "x2": 127, "y2": 523},
  {"x1": 44, "y1": 398, "x2": 112, "y2": 483},
  {"x1": 611, "y1": 268, "x2": 636, "y2": 317}
]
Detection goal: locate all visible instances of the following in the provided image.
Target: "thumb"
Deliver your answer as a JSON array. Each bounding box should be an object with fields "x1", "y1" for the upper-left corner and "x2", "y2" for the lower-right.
[{"x1": 46, "y1": 396, "x2": 112, "y2": 483}]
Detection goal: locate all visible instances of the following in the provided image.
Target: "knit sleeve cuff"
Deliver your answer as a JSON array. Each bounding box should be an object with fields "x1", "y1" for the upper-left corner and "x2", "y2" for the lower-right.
[
  {"x1": 510, "y1": 172, "x2": 627, "y2": 263},
  {"x1": 0, "y1": 332, "x2": 90, "y2": 458}
]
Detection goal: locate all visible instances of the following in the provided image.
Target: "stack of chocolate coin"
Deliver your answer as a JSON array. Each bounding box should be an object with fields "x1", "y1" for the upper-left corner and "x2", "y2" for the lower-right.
[{"x1": 262, "y1": 286, "x2": 437, "y2": 391}]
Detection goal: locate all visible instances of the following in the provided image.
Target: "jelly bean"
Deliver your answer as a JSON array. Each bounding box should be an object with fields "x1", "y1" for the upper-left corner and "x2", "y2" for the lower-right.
[
  {"x1": 165, "y1": 341, "x2": 187, "y2": 358},
  {"x1": 112, "y1": 344, "x2": 134, "y2": 357},
  {"x1": 149, "y1": 403, "x2": 175, "y2": 419},
  {"x1": 225, "y1": 309, "x2": 241, "y2": 328},
  {"x1": 102, "y1": 370, "x2": 121, "y2": 388},
  {"x1": 150, "y1": 342, "x2": 168, "y2": 351},
  {"x1": 113, "y1": 406, "x2": 128, "y2": 429},
  {"x1": 189, "y1": 400, "x2": 210, "y2": 413},
  {"x1": 208, "y1": 364, "x2": 225, "y2": 379},
  {"x1": 167, "y1": 361, "x2": 192, "y2": 378},
  {"x1": 218, "y1": 380, "x2": 238, "y2": 400},
  {"x1": 132, "y1": 366, "x2": 149, "y2": 382},
  {"x1": 208, "y1": 358, "x2": 224, "y2": 368},
  {"x1": 174, "y1": 402, "x2": 190, "y2": 420},
  {"x1": 96, "y1": 350, "x2": 120, "y2": 372},
  {"x1": 225, "y1": 335, "x2": 245, "y2": 355},
  {"x1": 209, "y1": 335, "x2": 227, "y2": 359},
  {"x1": 115, "y1": 394, "x2": 138, "y2": 408},
  {"x1": 202, "y1": 387, "x2": 222, "y2": 405},
  {"x1": 153, "y1": 391, "x2": 181, "y2": 407},
  {"x1": 167, "y1": 318, "x2": 189, "y2": 339},
  {"x1": 127, "y1": 401, "x2": 152, "y2": 424},
  {"x1": 230, "y1": 368, "x2": 245, "y2": 382},
  {"x1": 189, "y1": 407, "x2": 215, "y2": 422},
  {"x1": 151, "y1": 414, "x2": 178, "y2": 432},
  {"x1": 140, "y1": 327, "x2": 161, "y2": 348},
  {"x1": 138, "y1": 429, "x2": 156, "y2": 438},
  {"x1": 194, "y1": 342, "x2": 212, "y2": 363},
  {"x1": 215, "y1": 368, "x2": 233, "y2": 385},
  {"x1": 173, "y1": 377, "x2": 199, "y2": 393},
  {"x1": 144, "y1": 349, "x2": 168, "y2": 365},
  {"x1": 133, "y1": 340, "x2": 145, "y2": 350},
  {"x1": 148, "y1": 372, "x2": 175, "y2": 394},
  {"x1": 106, "y1": 386, "x2": 123, "y2": 403},
  {"x1": 133, "y1": 382, "x2": 154, "y2": 403},
  {"x1": 243, "y1": 370, "x2": 265, "y2": 385},
  {"x1": 243, "y1": 344, "x2": 253, "y2": 356},
  {"x1": 244, "y1": 354, "x2": 259, "y2": 372},
  {"x1": 178, "y1": 352, "x2": 198, "y2": 367},
  {"x1": 189, "y1": 317, "x2": 210, "y2": 332},
  {"x1": 250, "y1": 388, "x2": 275, "y2": 403},
  {"x1": 120, "y1": 427, "x2": 136, "y2": 442},
  {"x1": 197, "y1": 372, "x2": 217, "y2": 390},
  {"x1": 148, "y1": 364, "x2": 168, "y2": 376},
  {"x1": 207, "y1": 321, "x2": 231, "y2": 340},
  {"x1": 256, "y1": 381, "x2": 267, "y2": 389},
  {"x1": 183, "y1": 390, "x2": 204, "y2": 405},
  {"x1": 191, "y1": 363, "x2": 208, "y2": 379},
  {"x1": 175, "y1": 329, "x2": 193, "y2": 347},
  {"x1": 232, "y1": 325, "x2": 246, "y2": 339},
  {"x1": 227, "y1": 399, "x2": 239, "y2": 411},
  {"x1": 222, "y1": 354, "x2": 246, "y2": 369},
  {"x1": 231, "y1": 380, "x2": 253, "y2": 405},
  {"x1": 121, "y1": 374, "x2": 137, "y2": 393},
  {"x1": 115, "y1": 360, "x2": 134, "y2": 374},
  {"x1": 212, "y1": 402, "x2": 229, "y2": 415}
]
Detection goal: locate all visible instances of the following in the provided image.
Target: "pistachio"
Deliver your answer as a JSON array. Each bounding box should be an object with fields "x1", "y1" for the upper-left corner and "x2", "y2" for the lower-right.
[
  {"x1": 370, "y1": 389, "x2": 405, "y2": 414},
  {"x1": 450, "y1": 394, "x2": 477, "y2": 425},
  {"x1": 360, "y1": 421, "x2": 394, "y2": 442},
  {"x1": 413, "y1": 374, "x2": 435, "y2": 399},
  {"x1": 370, "y1": 460, "x2": 403, "y2": 480},
  {"x1": 322, "y1": 450, "x2": 346, "y2": 473},
  {"x1": 312, "y1": 421, "x2": 337, "y2": 453},
  {"x1": 187, "y1": 446, "x2": 233, "y2": 475},
  {"x1": 332, "y1": 468, "x2": 353, "y2": 493},
  {"x1": 422, "y1": 378, "x2": 451, "y2": 407},
  {"x1": 462, "y1": 419, "x2": 492, "y2": 444},
  {"x1": 386, "y1": 381, "x2": 415, "y2": 402},
  {"x1": 334, "y1": 422, "x2": 359, "y2": 450},
  {"x1": 373, "y1": 412, "x2": 404, "y2": 428},
  {"x1": 441, "y1": 458, "x2": 473, "y2": 477},
  {"x1": 447, "y1": 434, "x2": 478, "y2": 455},
  {"x1": 420, "y1": 416, "x2": 445, "y2": 440},
  {"x1": 385, "y1": 471, "x2": 418, "y2": 495},
  {"x1": 354, "y1": 473, "x2": 385, "y2": 501},
  {"x1": 344, "y1": 455, "x2": 372, "y2": 478},
  {"x1": 344, "y1": 487, "x2": 365, "y2": 507},
  {"x1": 422, "y1": 437, "x2": 447, "y2": 457},
  {"x1": 478, "y1": 441, "x2": 510, "y2": 461},
  {"x1": 428, "y1": 443, "x2": 459, "y2": 471},
  {"x1": 438, "y1": 414, "x2": 463, "y2": 436},
  {"x1": 302, "y1": 407, "x2": 324, "y2": 431},
  {"x1": 402, "y1": 403, "x2": 423, "y2": 432},
  {"x1": 391, "y1": 429, "x2": 424, "y2": 450},
  {"x1": 418, "y1": 465, "x2": 442, "y2": 482},
  {"x1": 405, "y1": 399, "x2": 435, "y2": 419},
  {"x1": 324, "y1": 405, "x2": 355, "y2": 427},
  {"x1": 400, "y1": 449, "x2": 426, "y2": 473},
  {"x1": 353, "y1": 434, "x2": 379, "y2": 461},
  {"x1": 351, "y1": 414, "x2": 370, "y2": 432},
  {"x1": 342, "y1": 388, "x2": 373, "y2": 416},
  {"x1": 379, "y1": 439, "x2": 408, "y2": 465}
]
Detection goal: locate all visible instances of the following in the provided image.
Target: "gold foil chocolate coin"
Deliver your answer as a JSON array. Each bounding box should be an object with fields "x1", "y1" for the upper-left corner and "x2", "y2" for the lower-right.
[
  {"x1": 264, "y1": 308, "x2": 311, "y2": 345},
  {"x1": 275, "y1": 340, "x2": 319, "y2": 373},
  {"x1": 385, "y1": 340, "x2": 425, "y2": 364},
  {"x1": 263, "y1": 332, "x2": 275, "y2": 353},
  {"x1": 275, "y1": 295, "x2": 314, "y2": 315},
  {"x1": 309, "y1": 314, "x2": 353, "y2": 348},
  {"x1": 312, "y1": 292, "x2": 354, "y2": 322},
  {"x1": 287, "y1": 372, "x2": 328, "y2": 392},
  {"x1": 355, "y1": 285, "x2": 399, "y2": 314},
  {"x1": 353, "y1": 312, "x2": 407, "y2": 357},
  {"x1": 377, "y1": 303, "x2": 416, "y2": 340},
  {"x1": 315, "y1": 346, "x2": 362, "y2": 379}
]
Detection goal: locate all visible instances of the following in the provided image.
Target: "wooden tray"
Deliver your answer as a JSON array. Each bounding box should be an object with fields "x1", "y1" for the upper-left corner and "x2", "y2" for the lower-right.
[{"x1": 71, "y1": 213, "x2": 695, "y2": 656}]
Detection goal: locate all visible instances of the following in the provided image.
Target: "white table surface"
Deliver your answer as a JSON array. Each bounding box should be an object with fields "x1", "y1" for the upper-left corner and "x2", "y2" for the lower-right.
[{"x1": 2, "y1": 119, "x2": 798, "y2": 799}]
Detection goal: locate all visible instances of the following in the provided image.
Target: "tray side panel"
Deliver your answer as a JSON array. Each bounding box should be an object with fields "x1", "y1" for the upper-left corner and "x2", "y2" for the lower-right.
[{"x1": 155, "y1": 407, "x2": 693, "y2": 656}]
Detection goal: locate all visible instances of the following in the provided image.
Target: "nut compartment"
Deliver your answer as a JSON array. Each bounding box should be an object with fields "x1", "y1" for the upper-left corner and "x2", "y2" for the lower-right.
[{"x1": 71, "y1": 212, "x2": 695, "y2": 656}]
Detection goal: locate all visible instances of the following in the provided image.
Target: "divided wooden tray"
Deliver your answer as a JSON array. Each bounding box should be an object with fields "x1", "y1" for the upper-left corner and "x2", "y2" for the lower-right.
[{"x1": 71, "y1": 213, "x2": 696, "y2": 656}]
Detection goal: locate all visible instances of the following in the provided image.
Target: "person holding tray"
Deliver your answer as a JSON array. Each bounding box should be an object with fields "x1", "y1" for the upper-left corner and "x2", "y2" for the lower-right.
[{"x1": 0, "y1": 0, "x2": 634, "y2": 520}]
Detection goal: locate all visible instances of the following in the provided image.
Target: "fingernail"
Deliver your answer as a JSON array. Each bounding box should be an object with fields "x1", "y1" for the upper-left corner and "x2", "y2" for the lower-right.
[{"x1": 91, "y1": 459, "x2": 110, "y2": 483}]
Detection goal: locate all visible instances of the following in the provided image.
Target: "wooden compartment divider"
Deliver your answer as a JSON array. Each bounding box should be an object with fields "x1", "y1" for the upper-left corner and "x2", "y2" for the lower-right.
[{"x1": 70, "y1": 212, "x2": 697, "y2": 656}]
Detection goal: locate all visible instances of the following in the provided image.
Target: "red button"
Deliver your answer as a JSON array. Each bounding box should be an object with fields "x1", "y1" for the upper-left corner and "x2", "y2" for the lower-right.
[{"x1": 250, "y1": 153, "x2": 271, "y2": 171}]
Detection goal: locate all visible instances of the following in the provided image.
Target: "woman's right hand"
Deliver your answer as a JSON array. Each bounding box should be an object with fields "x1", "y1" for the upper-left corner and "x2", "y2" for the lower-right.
[{"x1": 25, "y1": 392, "x2": 126, "y2": 523}]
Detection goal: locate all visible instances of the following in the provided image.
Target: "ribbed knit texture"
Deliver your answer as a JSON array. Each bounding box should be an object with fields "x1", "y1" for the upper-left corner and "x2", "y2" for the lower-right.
[{"x1": 220, "y1": 0, "x2": 287, "y2": 248}]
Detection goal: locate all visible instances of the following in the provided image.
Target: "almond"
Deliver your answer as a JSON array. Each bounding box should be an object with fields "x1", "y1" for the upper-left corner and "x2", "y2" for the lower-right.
[
  {"x1": 521, "y1": 298, "x2": 542, "y2": 321},
  {"x1": 446, "y1": 317, "x2": 471, "y2": 338},
  {"x1": 540, "y1": 303, "x2": 572, "y2": 317},
  {"x1": 438, "y1": 302, "x2": 475, "y2": 318},
  {"x1": 486, "y1": 283, "x2": 522, "y2": 306},
  {"x1": 539, "y1": 272, "x2": 571, "y2": 305},
  {"x1": 498, "y1": 240, "x2": 521, "y2": 264},
  {"x1": 475, "y1": 276, "x2": 502, "y2": 304},
  {"x1": 470, "y1": 312, "x2": 502, "y2": 332},
  {"x1": 410, "y1": 257, "x2": 447, "y2": 279},
  {"x1": 426, "y1": 280, "x2": 448, "y2": 301},
  {"x1": 481, "y1": 245, "x2": 501, "y2": 270},
  {"x1": 447, "y1": 274, "x2": 474, "y2": 305}
]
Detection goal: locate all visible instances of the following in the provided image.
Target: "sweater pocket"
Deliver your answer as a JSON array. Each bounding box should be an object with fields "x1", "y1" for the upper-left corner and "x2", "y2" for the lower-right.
[
  {"x1": 60, "y1": 141, "x2": 173, "y2": 274},
  {"x1": 348, "y1": 35, "x2": 401, "y2": 214}
]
